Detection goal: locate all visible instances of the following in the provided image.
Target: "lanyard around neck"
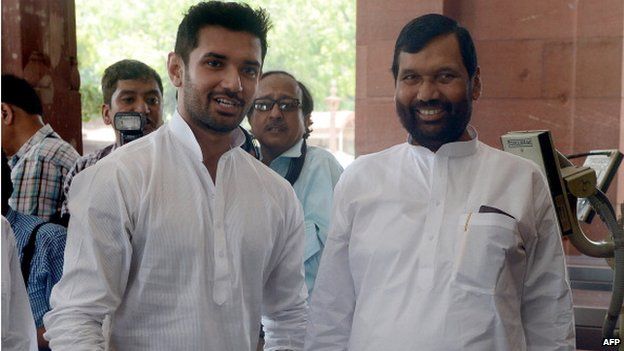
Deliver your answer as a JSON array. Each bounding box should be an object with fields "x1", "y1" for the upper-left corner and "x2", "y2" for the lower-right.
[{"x1": 284, "y1": 140, "x2": 307, "y2": 185}]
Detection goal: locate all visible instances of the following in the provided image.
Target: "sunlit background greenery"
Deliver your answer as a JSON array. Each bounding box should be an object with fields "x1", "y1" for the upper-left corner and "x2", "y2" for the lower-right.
[{"x1": 76, "y1": 0, "x2": 355, "y2": 121}]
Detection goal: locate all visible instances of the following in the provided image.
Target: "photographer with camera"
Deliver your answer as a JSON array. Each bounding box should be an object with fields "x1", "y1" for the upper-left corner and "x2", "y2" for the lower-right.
[{"x1": 59, "y1": 59, "x2": 164, "y2": 223}]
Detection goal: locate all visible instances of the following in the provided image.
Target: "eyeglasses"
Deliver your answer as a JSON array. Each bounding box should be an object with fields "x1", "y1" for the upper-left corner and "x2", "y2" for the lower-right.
[{"x1": 253, "y1": 98, "x2": 301, "y2": 112}]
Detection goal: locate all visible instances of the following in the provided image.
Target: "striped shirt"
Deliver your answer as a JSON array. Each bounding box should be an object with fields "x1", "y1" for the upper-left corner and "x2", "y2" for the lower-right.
[
  {"x1": 6, "y1": 208, "x2": 66, "y2": 328},
  {"x1": 61, "y1": 143, "x2": 117, "y2": 216},
  {"x1": 9, "y1": 124, "x2": 79, "y2": 222}
]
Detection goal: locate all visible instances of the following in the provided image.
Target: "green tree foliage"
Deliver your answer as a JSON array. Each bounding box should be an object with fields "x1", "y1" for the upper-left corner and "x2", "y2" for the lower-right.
[{"x1": 76, "y1": 0, "x2": 355, "y2": 121}]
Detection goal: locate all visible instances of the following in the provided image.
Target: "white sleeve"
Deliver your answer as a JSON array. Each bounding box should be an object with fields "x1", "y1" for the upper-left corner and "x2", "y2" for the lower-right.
[
  {"x1": 43, "y1": 165, "x2": 134, "y2": 351},
  {"x1": 262, "y1": 187, "x2": 308, "y2": 351},
  {"x1": 1, "y1": 217, "x2": 38, "y2": 351},
  {"x1": 522, "y1": 172, "x2": 575, "y2": 350},
  {"x1": 304, "y1": 178, "x2": 355, "y2": 351}
]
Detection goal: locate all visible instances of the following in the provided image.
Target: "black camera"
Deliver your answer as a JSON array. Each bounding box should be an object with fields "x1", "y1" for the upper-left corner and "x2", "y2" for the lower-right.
[{"x1": 114, "y1": 112, "x2": 144, "y2": 145}]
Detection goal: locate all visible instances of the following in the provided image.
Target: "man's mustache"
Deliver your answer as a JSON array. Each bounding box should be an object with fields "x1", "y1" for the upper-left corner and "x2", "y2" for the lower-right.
[
  {"x1": 208, "y1": 91, "x2": 245, "y2": 106},
  {"x1": 265, "y1": 120, "x2": 288, "y2": 131}
]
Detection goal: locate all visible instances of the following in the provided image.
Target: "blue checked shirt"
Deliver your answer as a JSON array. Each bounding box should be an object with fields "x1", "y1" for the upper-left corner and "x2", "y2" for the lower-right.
[
  {"x1": 9, "y1": 124, "x2": 79, "y2": 222},
  {"x1": 6, "y1": 208, "x2": 66, "y2": 327}
]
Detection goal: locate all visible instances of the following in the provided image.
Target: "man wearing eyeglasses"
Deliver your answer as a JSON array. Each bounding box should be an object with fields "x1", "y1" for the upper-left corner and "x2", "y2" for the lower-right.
[{"x1": 248, "y1": 70, "x2": 343, "y2": 296}]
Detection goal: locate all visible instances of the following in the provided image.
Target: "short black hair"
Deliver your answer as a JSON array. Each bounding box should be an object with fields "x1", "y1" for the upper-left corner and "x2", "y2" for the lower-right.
[
  {"x1": 1, "y1": 74, "x2": 43, "y2": 116},
  {"x1": 258, "y1": 70, "x2": 314, "y2": 139},
  {"x1": 101, "y1": 59, "x2": 163, "y2": 105},
  {"x1": 1, "y1": 150, "x2": 13, "y2": 216},
  {"x1": 174, "y1": 1, "x2": 272, "y2": 64},
  {"x1": 297, "y1": 81, "x2": 314, "y2": 119},
  {"x1": 392, "y1": 14, "x2": 477, "y2": 80},
  {"x1": 298, "y1": 81, "x2": 314, "y2": 139}
]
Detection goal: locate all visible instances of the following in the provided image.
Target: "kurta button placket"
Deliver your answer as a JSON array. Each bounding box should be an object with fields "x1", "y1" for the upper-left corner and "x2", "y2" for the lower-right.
[{"x1": 213, "y1": 157, "x2": 230, "y2": 306}]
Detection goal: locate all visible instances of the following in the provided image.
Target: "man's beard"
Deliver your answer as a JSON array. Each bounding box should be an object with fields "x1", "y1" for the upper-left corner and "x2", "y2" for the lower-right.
[
  {"x1": 182, "y1": 73, "x2": 246, "y2": 134},
  {"x1": 396, "y1": 95, "x2": 472, "y2": 151}
]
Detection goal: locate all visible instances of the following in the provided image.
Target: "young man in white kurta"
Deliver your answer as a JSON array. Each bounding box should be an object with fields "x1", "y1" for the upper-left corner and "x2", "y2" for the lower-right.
[
  {"x1": 305, "y1": 13, "x2": 574, "y2": 351},
  {"x1": 44, "y1": 111, "x2": 307, "y2": 350},
  {"x1": 44, "y1": 2, "x2": 307, "y2": 351}
]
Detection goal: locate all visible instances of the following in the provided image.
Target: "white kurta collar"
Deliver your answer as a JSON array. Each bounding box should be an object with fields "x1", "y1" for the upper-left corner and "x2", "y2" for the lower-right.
[
  {"x1": 169, "y1": 109, "x2": 246, "y2": 162},
  {"x1": 408, "y1": 125, "x2": 478, "y2": 158}
]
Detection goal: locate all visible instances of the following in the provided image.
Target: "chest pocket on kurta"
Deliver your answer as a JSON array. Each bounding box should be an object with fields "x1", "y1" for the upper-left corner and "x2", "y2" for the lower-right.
[{"x1": 454, "y1": 213, "x2": 521, "y2": 295}]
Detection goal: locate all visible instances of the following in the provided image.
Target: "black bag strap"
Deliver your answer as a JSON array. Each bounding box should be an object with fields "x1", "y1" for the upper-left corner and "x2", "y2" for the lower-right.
[
  {"x1": 284, "y1": 140, "x2": 307, "y2": 185},
  {"x1": 20, "y1": 222, "x2": 48, "y2": 288},
  {"x1": 239, "y1": 126, "x2": 261, "y2": 160}
]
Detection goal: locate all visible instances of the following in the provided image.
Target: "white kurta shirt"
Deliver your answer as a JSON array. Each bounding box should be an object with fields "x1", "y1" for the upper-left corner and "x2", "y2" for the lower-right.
[
  {"x1": 44, "y1": 111, "x2": 308, "y2": 351},
  {"x1": 1, "y1": 217, "x2": 38, "y2": 351},
  {"x1": 305, "y1": 128, "x2": 575, "y2": 351}
]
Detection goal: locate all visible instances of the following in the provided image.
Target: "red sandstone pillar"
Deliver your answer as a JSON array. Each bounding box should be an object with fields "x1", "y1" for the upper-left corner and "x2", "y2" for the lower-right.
[{"x1": 1, "y1": 0, "x2": 82, "y2": 153}]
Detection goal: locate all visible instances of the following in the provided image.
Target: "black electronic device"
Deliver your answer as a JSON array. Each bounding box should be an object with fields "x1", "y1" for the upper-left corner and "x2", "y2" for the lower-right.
[{"x1": 114, "y1": 111, "x2": 144, "y2": 145}]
